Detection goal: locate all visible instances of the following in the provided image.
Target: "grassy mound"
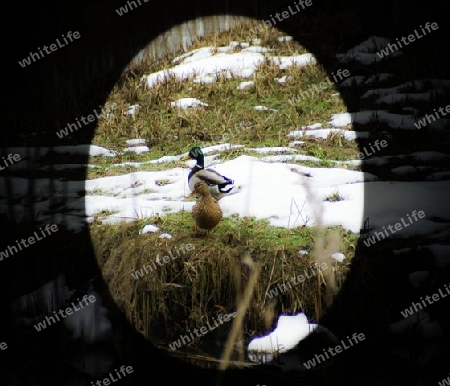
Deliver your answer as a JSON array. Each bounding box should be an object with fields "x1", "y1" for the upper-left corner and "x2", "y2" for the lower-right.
[{"x1": 91, "y1": 213, "x2": 357, "y2": 356}]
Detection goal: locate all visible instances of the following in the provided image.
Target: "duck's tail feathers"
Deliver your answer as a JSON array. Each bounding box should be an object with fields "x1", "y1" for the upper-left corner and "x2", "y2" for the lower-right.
[
  {"x1": 218, "y1": 179, "x2": 234, "y2": 193},
  {"x1": 218, "y1": 183, "x2": 243, "y2": 197}
]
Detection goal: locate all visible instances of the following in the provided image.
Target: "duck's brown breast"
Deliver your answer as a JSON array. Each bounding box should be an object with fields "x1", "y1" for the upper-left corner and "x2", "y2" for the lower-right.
[{"x1": 192, "y1": 197, "x2": 223, "y2": 230}]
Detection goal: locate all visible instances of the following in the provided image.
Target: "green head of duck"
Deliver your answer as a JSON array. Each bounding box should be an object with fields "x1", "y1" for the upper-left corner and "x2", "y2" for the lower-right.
[{"x1": 188, "y1": 146, "x2": 204, "y2": 169}]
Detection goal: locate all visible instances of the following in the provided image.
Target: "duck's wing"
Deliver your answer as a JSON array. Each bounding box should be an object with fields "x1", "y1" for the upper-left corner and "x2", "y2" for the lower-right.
[{"x1": 195, "y1": 168, "x2": 233, "y2": 186}]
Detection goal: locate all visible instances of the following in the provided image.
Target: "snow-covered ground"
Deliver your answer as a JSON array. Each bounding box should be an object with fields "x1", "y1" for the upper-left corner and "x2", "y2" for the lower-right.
[
  {"x1": 1, "y1": 147, "x2": 370, "y2": 231},
  {"x1": 2, "y1": 141, "x2": 448, "y2": 238}
]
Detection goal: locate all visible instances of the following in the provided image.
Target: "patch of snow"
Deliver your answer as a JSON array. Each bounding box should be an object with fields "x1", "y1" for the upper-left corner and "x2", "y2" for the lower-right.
[
  {"x1": 193, "y1": 74, "x2": 217, "y2": 84},
  {"x1": 242, "y1": 46, "x2": 271, "y2": 53},
  {"x1": 277, "y1": 36, "x2": 293, "y2": 42},
  {"x1": 254, "y1": 105, "x2": 278, "y2": 112},
  {"x1": 287, "y1": 128, "x2": 369, "y2": 141},
  {"x1": 262, "y1": 154, "x2": 320, "y2": 162},
  {"x1": 237, "y1": 81, "x2": 255, "y2": 90},
  {"x1": 144, "y1": 45, "x2": 317, "y2": 89},
  {"x1": 124, "y1": 146, "x2": 150, "y2": 154},
  {"x1": 140, "y1": 41, "x2": 321, "y2": 90},
  {"x1": 52, "y1": 145, "x2": 118, "y2": 157},
  {"x1": 247, "y1": 313, "x2": 318, "y2": 355},
  {"x1": 200, "y1": 143, "x2": 243, "y2": 154},
  {"x1": 149, "y1": 155, "x2": 184, "y2": 164},
  {"x1": 275, "y1": 75, "x2": 288, "y2": 84},
  {"x1": 140, "y1": 224, "x2": 160, "y2": 234},
  {"x1": 171, "y1": 47, "x2": 214, "y2": 65},
  {"x1": 170, "y1": 98, "x2": 209, "y2": 109},
  {"x1": 288, "y1": 141, "x2": 306, "y2": 147},
  {"x1": 304, "y1": 123, "x2": 322, "y2": 129},
  {"x1": 249, "y1": 147, "x2": 294, "y2": 154},
  {"x1": 125, "y1": 104, "x2": 140, "y2": 116},
  {"x1": 336, "y1": 159, "x2": 362, "y2": 166},
  {"x1": 329, "y1": 110, "x2": 448, "y2": 130},
  {"x1": 270, "y1": 53, "x2": 316, "y2": 70},
  {"x1": 330, "y1": 252, "x2": 345, "y2": 262},
  {"x1": 126, "y1": 139, "x2": 146, "y2": 146}
]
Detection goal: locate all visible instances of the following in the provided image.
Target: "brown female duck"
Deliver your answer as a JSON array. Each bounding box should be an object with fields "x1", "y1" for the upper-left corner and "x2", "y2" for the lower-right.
[{"x1": 191, "y1": 181, "x2": 223, "y2": 237}]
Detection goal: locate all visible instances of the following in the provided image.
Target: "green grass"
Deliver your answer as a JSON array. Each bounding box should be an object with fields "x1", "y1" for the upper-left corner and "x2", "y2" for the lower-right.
[
  {"x1": 324, "y1": 191, "x2": 344, "y2": 202},
  {"x1": 95, "y1": 62, "x2": 343, "y2": 152}
]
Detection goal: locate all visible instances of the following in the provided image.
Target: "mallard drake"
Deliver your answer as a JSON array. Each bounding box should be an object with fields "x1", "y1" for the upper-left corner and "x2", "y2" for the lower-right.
[
  {"x1": 191, "y1": 181, "x2": 223, "y2": 237},
  {"x1": 187, "y1": 147, "x2": 236, "y2": 201}
]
